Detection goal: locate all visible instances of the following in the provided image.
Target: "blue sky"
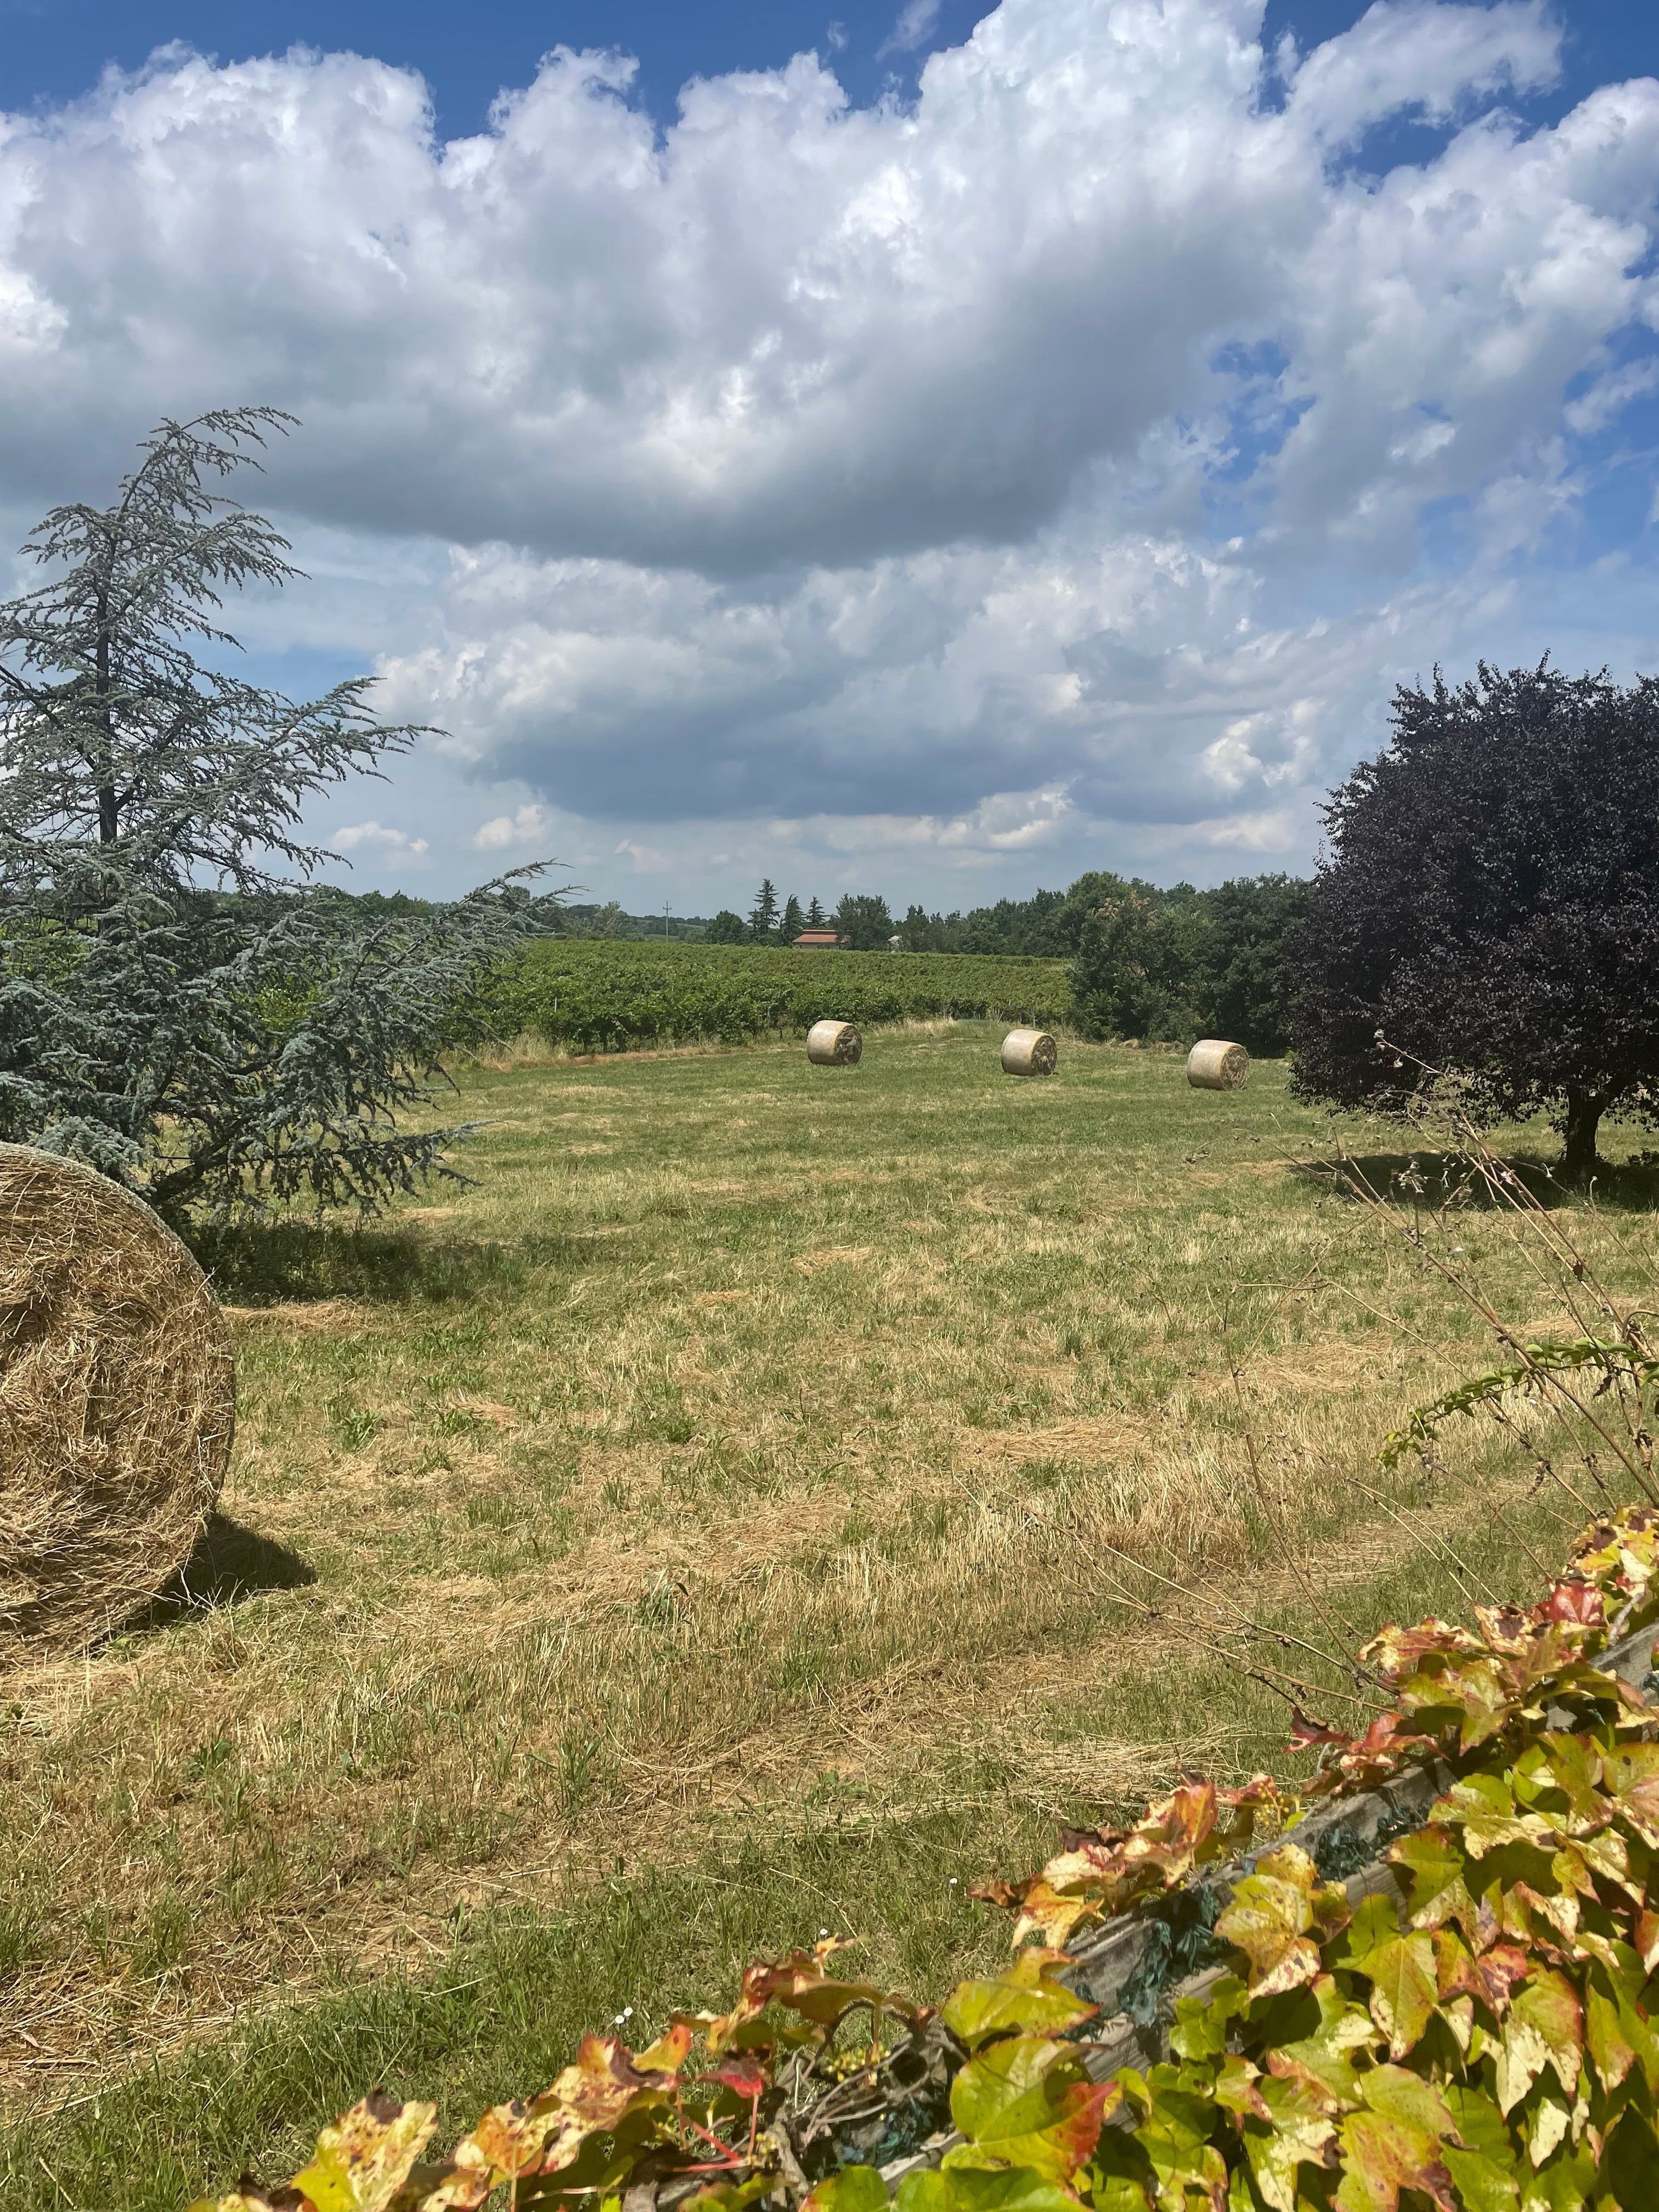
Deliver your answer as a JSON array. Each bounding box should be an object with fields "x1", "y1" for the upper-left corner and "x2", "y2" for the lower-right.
[
  {"x1": 0, "y1": 3, "x2": 994, "y2": 130},
  {"x1": 2, "y1": 1, "x2": 1659, "y2": 910},
  {"x1": 2, "y1": 0, "x2": 1650, "y2": 129}
]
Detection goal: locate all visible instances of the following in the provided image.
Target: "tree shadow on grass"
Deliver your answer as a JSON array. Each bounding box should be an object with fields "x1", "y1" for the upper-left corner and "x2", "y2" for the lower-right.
[
  {"x1": 1295, "y1": 1150, "x2": 1659, "y2": 1215},
  {"x1": 122, "y1": 1511, "x2": 318, "y2": 1636},
  {"x1": 184, "y1": 1218, "x2": 594, "y2": 1306}
]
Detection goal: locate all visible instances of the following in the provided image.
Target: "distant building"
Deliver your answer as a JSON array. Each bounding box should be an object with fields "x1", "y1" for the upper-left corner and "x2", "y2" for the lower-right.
[{"x1": 792, "y1": 929, "x2": 845, "y2": 950}]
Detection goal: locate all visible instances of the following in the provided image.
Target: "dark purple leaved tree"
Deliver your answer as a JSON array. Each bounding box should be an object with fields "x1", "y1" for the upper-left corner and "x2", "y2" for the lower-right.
[{"x1": 1290, "y1": 661, "x2": 1659, "y2": 1177}]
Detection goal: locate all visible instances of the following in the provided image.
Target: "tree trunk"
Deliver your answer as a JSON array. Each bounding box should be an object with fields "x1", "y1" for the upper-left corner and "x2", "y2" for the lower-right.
[{"x1": 1562, "y1": 1087, "x2": 1606, "y2": 1180}]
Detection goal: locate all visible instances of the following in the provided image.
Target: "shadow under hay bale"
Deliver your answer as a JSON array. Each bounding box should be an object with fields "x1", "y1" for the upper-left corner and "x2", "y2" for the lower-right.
[
  {"x1": 123, "y1": 1511, "x2": 317, "y2": 1634},
  {"x1": 0, "y1": 1144, "x2": 235, "y2": 1661}
]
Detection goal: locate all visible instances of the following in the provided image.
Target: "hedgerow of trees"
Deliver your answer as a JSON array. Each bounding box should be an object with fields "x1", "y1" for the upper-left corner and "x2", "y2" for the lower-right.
[
  {"x1": 0, "y1": 408, "x2": 558, "y2": 1218},
  {"x1": 1289, "y1": 662, "x2": 1659, "y2": 1173}
]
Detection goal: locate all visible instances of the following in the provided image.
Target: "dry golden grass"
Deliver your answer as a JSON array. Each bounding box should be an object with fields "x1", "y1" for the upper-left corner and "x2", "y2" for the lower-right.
[{"x1": 0, "y1": 1025, "x2": 1651, "y2": 2118}]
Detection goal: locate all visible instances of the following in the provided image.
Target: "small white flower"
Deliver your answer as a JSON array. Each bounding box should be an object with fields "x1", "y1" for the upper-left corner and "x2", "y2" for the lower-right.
[
  {"x1": 949, "y1": 1878, "x2": 958, "y2": 1887},
  {"x1": 819, "y1": 1927, "x2": 830, "y2": 1938}
]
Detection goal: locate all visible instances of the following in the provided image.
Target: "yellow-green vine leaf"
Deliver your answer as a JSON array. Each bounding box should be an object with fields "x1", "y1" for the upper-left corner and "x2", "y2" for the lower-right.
[
  {"x1": 1217, "y1": 1846, "x2": 1348, "y2": 1999},
  {"x1": 1239, "y1": 2071, "x2": 1341, "y2": 2212},
  {"x1": 1597, "y1": 1743, "x2": 1659, "y2": 1849},
  {"x1": 1267, "y1": 1974, "x2": 1377, "y2": 2107},
  {"x1": 1128, "y1": 2077, "x2": 1227, "y2": 2211},
  {"x1": 1388, "y1": 1829, "x2": 1479, "y2": 1941},
  {"x1": 1402, "y1": 1655, "x2": 1515, "y2": 1755},
  {"x1": 1433, "y1": 1774, "x2": 1556, "y2": 1859},
  {"x1": 1437, "y1": 2084, "x2": 1519, "y2": 2212},
  {"x1": 288, "y1": 2095, "x2": 440, "y2": 2212},
  {"x1": 1525, "y1": 2085, "x2": 1573, "y2": 2169},
  {"x1": 1491, "y1": 1972, "x2": 1583, "y2": 2115},
  {"x1": 1332, "y1": 2066, "x2": 1457, "y2": 2212},
  {"x1": 947, "y1": 2036, "x2": 1118, "y2": 2182},
  {"x1": 1511, "y1": 1736, "x2": 1603, "y2": 1836},
  {"x1": 1342, "y1": 1897, "x2": 1437, "y2": 2060},
  {"x1": 1167, "y1": 1974, "x2": 1249, "y2": 2065},
  {"x1": 1209, "y1": 2053, "x2": 1268, "y2": 2125},
  {"x1": 894, "y1": 2166, "x2": 1081, "y2": 2212},
  {"x1": 803, "y1": 2167, "x2": 890, "y2": 2212},
  {"x1": 1431, "y1": 1928, "x2": 1529, "y2": 2021},
  {"x1": 1584, "y1": 1978, "x2": 1637, "y2": 2095},
  {"x1": 941, "y1": 1951, "x2": 1097, "y2": 2051}
]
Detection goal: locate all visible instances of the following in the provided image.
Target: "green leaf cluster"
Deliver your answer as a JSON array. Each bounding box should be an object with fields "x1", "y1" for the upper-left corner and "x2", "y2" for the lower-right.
[{"x1": 1380, "y1": 1341, "x2": 1659, "y2": 1474}]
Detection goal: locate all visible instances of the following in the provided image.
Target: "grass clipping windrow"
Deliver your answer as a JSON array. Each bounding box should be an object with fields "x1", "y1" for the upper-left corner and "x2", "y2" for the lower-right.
[{"x1": 0, "y1": 1145, "x2": 234, "y2": 1660}]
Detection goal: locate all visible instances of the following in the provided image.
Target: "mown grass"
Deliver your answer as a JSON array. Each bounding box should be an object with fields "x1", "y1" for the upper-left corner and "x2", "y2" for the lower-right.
[{"x1": 0, "y1": 1023, "x2": 1653, "y2": 2207}]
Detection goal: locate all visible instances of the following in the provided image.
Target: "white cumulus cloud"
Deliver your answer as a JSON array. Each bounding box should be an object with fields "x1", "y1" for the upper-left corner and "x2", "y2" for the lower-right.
[
  {"x1": 1, "y1": 0, "x2": 1657, "y2": 902},
  {"x1": 473, "y1": 803, "x2": 558, "y2": 851},
  {"x1": 333, "y1": 821, "x2": 431, "y2": 858}
]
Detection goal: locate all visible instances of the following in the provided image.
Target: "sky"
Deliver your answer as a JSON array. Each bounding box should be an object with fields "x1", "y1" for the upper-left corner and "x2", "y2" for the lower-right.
[{"x1": 2, "y1": 0, "x2": 1658, "y2": 912}]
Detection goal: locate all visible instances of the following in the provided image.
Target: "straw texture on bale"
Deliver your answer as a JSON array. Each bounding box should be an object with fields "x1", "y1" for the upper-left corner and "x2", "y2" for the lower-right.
[
  {"x1": 806, "y1": 1020, "x2": 863, "y2": 1066},
  {"x1": 1186, "y1": 1039, "x2": 1250, "y2": 1091},
  {"x1": 0, "y1": 1146, "x2": 234, "y2": 1660},
  {"x1": 1001, "y1": 1028, "x2": 1058, "y2": 1077}
]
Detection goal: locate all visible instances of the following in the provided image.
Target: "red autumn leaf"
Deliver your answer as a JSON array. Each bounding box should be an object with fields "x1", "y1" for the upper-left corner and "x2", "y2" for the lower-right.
[
  {"x1": 1533, "y1": 1577, "x2": 1604, "y2": 1628},
  {"x1": 707, "y1": 2058, "x2": 768, "y2": 2101}
]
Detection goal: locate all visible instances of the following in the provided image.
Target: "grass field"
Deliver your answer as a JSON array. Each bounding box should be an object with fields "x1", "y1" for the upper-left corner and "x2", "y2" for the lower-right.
[{"x1": 2, "y1": 1023, "x2": 1654, "y2": 2209}]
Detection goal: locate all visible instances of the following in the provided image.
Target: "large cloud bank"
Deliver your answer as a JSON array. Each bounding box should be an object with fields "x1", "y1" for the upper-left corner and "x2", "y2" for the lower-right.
[{"x1": 2, "y1": 0, "x2": 1657, "y2": 895}]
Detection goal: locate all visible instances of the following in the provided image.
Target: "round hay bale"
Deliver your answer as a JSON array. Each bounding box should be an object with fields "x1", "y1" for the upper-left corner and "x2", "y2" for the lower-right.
[
  {"x1": 1186, "y1": 1039, "x2": 1250, "y2": 1091},
  {"x1": 1001, "y1": 1028, "x2": 1058, "y2": 1077},
  {"x1": 806, "y1": 1020, "x2": 863, "y2": 1066},
  {"x1": 0, "y1": 1146, "x2": 234, "y2": 1659}
]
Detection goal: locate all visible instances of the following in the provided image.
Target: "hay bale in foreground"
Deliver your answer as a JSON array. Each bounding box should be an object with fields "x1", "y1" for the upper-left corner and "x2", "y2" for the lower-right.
[
  {"x1": 0, "y1": 1146, "x2": 234, "y2": 1659},
  {"x1": 1187, "y1": 1039, "x2": 1250, "y2": 1090},
  {"x1": 806, "y1": 1020, "x2": 863, "y2": 1066},
  {"x1": 1001, "y1": 1028, "x2": 1057, "y2": 1076}
]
